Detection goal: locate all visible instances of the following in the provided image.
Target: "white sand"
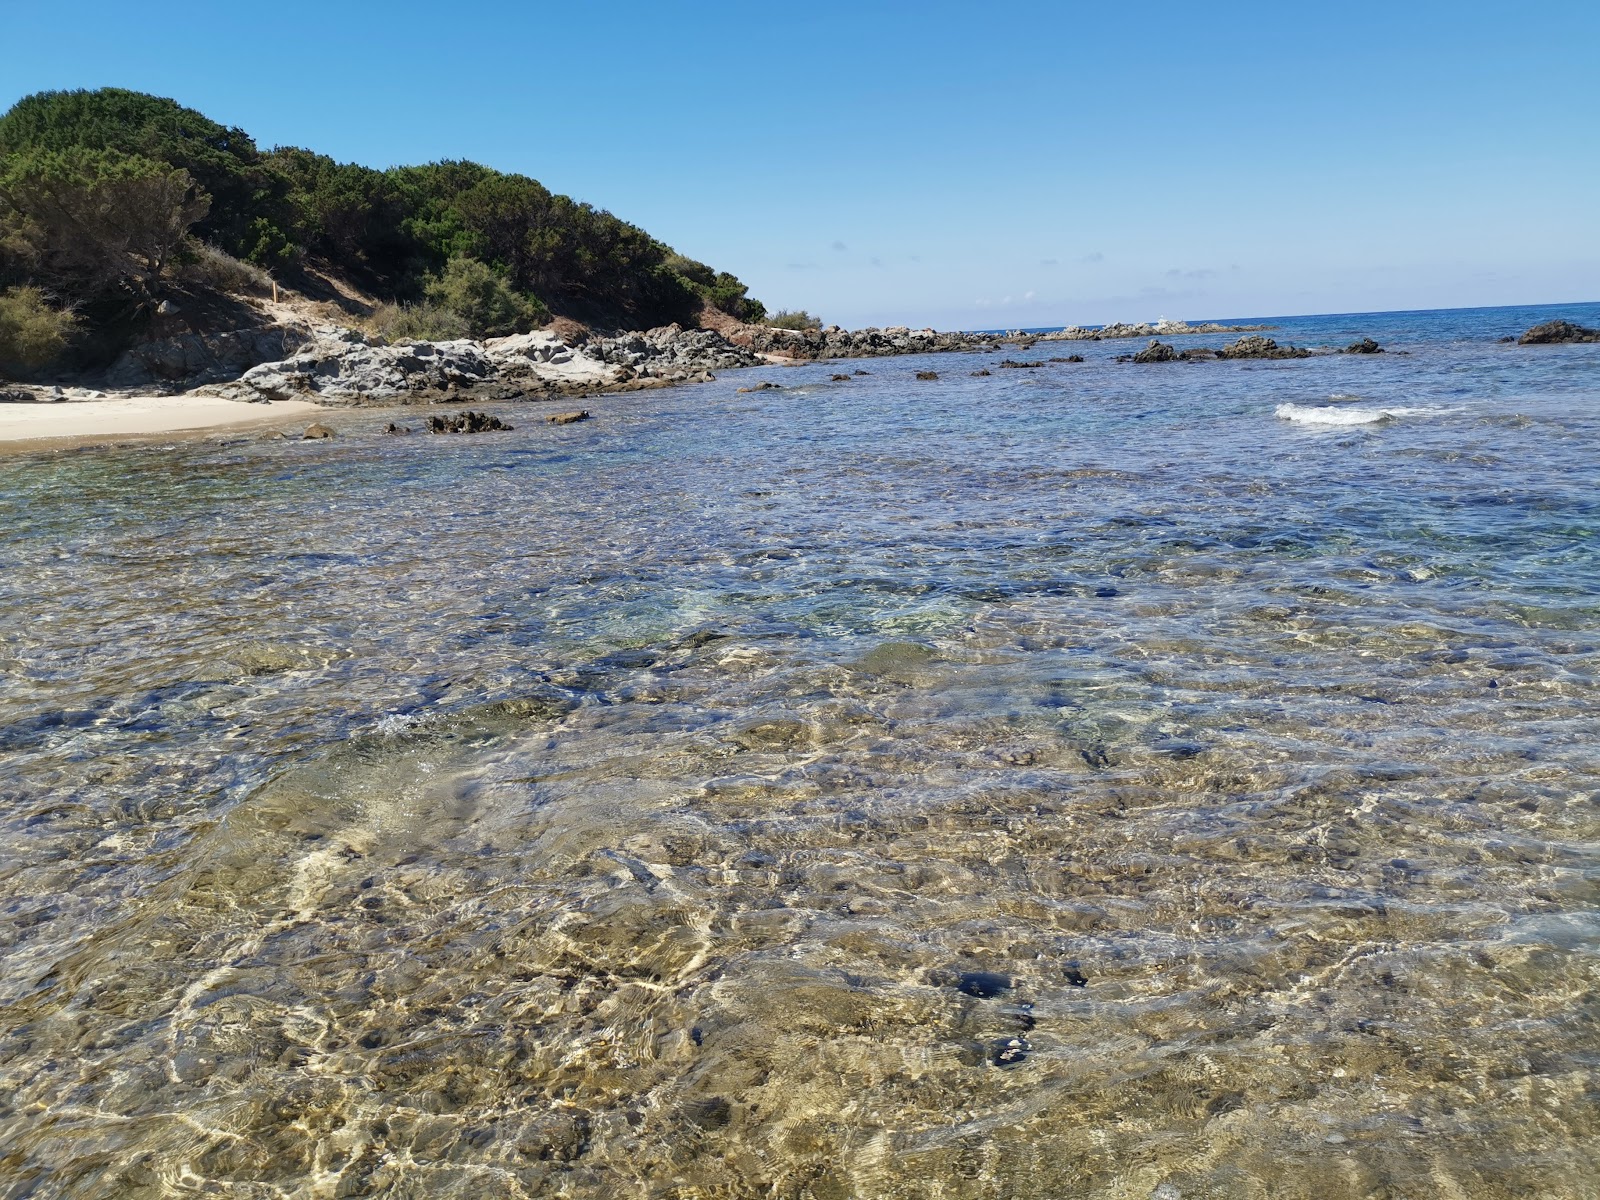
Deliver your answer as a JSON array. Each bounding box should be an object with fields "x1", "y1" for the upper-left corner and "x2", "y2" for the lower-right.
[{"x1": 0, "y1": 395, "x2": 323, "y2": 450}]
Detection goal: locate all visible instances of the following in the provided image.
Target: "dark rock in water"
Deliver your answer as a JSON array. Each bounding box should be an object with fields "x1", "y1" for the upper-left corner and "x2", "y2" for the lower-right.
[
  {"x1": 1178, "y1": 347, "x2": 1217, "y2": 360},
  {"x1": 383, "y1": 422, "x2": 411, "y2": 435},
  {"x1": 1065, "y1": 354, "x2": 1085, "y2": 362},
  {"x1": 1518, "y1": 319, "x2": 1600, "y2": 345},
  {"x1": 915, "y1": 370, "x2": 940, "y2": 380},
  {"x1": 736, "y1": 381, "x2": 782, "y2": 393},
  {"x1": 1132, "y1": 339, "x2": 1179, "y2": 363},
  {"x1": 1094, "y1": 586, "x2": 1119, "y2": 598},
  {"x1": 1007, "y1": 1002, "x2": 1037, "y2": 1032},
  {"x1": 429, "y1": 410, "x2": 513, "y2": 434},
  {"x1": 971, "y1": 369, "x2": 992, "y2": 376},
  {"x1": 1497, "y1": 336, "x2": 1515, "y2": 343},
  {"x1": 1345, "y1": 337, "x2": 1385, "y2": 354},
  {"x1": 1218, "y1": 335, "x2": 1311, "y2": 360},
  {"x1": 546, "y1": 410, "x2": 589, "y2": 425},
  {"x1": 1063, "y1": 965, "x2": 1089, "y2": 988},
  {"x1": 999, "y1": 359, "x2": 1044, "y2": 369},
  {"x1": 853, "y1": 369, "x2": 871, "y2": 375},
  {"x1": 989, "y1": 1036, "x2": 1032, "y2": 1067},
  {"x1": 830, "y1": 373, "x2": 851, "y2": 381},
  {"x1": 956, "y1": 971, "x2": 1012, "y2": 999},
  {"x1": 302, "y1": 422, "x2": 336, "y2": 439},
  {"x1": 682, "y1": 1096, "x2": 733, "y2": 1130}
]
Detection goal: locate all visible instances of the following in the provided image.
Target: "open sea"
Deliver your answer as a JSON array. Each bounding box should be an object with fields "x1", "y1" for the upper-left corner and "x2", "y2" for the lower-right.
[{"x1": 1, "y1": 301, "x2": 1597, "y2": 1199}]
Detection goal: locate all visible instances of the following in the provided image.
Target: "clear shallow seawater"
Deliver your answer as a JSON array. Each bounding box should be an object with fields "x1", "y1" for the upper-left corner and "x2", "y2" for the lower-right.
[{"x1": 0, "y1": 302, "x2": 1597, "y2": 1199}]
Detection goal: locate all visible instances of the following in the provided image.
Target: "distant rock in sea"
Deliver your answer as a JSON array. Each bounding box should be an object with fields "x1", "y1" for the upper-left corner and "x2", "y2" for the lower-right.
[{"x1": 1518, "y1": 319, "x2": 1600, "y2": 345}]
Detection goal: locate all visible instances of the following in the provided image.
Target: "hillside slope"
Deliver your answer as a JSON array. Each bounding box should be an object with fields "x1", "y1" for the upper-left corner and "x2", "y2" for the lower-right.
[{"x1": 0, "y1": 88, "x2": 765, "y2": 377}]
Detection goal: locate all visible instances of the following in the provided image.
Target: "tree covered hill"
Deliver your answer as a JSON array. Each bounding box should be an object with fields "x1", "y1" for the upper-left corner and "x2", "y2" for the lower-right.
[{"x1": 0, "y1": 88, "x2": 765, "y2": 374}]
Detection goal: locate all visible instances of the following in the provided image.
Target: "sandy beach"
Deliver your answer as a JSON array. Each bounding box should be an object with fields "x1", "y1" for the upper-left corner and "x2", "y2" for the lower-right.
[{"x1": 0, "y1": 395, "x2": 323, "y2": 452}]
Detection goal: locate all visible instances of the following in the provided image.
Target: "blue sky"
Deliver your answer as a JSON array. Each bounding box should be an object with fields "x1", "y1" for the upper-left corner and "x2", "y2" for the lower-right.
[{"x1": 6, "y1": 0, "x2": 1596, "y2": 328}]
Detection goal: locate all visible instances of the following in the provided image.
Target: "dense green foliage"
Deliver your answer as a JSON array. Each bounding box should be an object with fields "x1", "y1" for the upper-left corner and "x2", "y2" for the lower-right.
[
  {"x1": 767, "y1": 309, "x2": 822, "y2": 330},
  {"x1": 424, "y1": 256, "x2": 547, "y2": 337},
  {"x1": 0, "y1": 87, "x2": 766, "y2": 364},
  {"x1": 0, "y1": 285, "x2": 77, "y2": 376},
  {"x1": 1, "y1": 147, "x2": 209, "y2": 292}
]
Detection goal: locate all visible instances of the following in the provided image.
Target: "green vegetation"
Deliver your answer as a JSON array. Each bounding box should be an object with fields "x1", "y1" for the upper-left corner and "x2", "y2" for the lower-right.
[
  {"x1": 424, "y1": 256, "x2": 547, "y2": 337},
  {"x1": 0, "y1": 88, "x2": 768, "y2": 369},
  {"x1": 767, "y1": 309, "x2": 822, "y2": 331},
  {"x1": 0, "y1": 285, "x2": 77, "y2": 376},
  {"x1": 366, "y1": 301, "x2": 470, "y2": 343}
]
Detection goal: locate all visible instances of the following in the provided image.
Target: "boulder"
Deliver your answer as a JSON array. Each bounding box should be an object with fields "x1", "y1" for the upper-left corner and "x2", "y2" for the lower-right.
[
  {"x1": 428, "y1": 410, "x2": 512, "y2": 434},
  {"x1": 915, "y1": 370, "x2": 939, "y2": 380},
  {"x1": 1518, "y1": 320, "x2": 1600, "y2": 345},
  {"x1": 302, "y1": 422, "x2": 336, "y2": 439},
  {"x1": 1132, "y1": 340, "x2": 1178, "y2": 363},
  {"x1": 1344, "y1": 338, "x2": 1384, "y2": 354},
  {"x1": 546, "y1": 410, "x2": 590, "y2": 425}
]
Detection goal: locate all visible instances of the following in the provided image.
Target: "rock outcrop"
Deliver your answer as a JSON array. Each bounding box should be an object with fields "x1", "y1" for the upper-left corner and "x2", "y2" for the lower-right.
[
  {"x1": 429, "y1": 411, "x2": 512, "y2": 434},
  {"x1": 1037, "y1": 319, "x2": 1275, "y2": 342},
  {"x1": 731, "y1": 324, "x2": 995, "y2": 361},
  {"x1": 107, "y1": 325, "x2": 310, "y2": 389},
  {"x1": 1131, "y1": 340, "x2": 1179, "y2": 363},
  {"x1": 1345, "y1": 338, "x2": 1384, "y2": 354},
  {"x1": 1217, "y1": 336, "x2": 1312, "y2": 360},
  {"x1": 1519, "y1": 320, "x2": 1600, "y2": 345},
  {"x1": 204, "y1": 322, "x2": 762, "y2": 405}
]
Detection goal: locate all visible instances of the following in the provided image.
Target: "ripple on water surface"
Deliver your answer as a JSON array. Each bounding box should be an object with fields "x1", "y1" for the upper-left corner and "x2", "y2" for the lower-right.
[{"x1": 0, "y1": 311, "x2": 1598, "y2": 1198}]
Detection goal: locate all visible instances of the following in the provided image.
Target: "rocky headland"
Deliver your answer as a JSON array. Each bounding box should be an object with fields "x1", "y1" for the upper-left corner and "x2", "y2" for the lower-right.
[{"x1": 1034, "y1": 318, "x2": 1276, "y2": 342}]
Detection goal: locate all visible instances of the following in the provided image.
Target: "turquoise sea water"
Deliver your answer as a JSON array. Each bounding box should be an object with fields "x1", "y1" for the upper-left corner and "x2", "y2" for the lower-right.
[{"x1": 1, "y1": 302, "x2": 1597, "y2": 1198}]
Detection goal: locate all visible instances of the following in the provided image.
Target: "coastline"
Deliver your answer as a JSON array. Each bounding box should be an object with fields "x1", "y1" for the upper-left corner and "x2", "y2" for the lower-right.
[{"x1": 0, "y1": 395, "x2": 323, "y2": 453}]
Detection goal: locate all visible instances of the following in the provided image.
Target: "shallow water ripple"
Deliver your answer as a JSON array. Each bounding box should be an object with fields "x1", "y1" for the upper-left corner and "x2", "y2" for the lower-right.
[{"x1": 1, "y1": 304, "x2": 1598, "y2": 1198}]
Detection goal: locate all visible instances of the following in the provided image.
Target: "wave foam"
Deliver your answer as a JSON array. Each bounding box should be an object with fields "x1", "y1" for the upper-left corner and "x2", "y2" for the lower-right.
[{"x1": 1275, "y1": 404, "x2": 1458, "y2": 426}]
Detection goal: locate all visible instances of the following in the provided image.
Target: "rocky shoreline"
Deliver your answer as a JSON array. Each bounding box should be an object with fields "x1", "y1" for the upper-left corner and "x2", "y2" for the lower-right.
[{"x1": 2, "y1": 314, "x2": 1590, "y2": 413}]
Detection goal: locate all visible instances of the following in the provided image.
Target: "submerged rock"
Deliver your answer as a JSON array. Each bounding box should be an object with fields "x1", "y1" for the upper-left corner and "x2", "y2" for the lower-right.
[
  {"x1": 1518, "y1": 319, "x2": 1600, "y2": 345},
  {"x1": 915, "y1": 370, "x2": 940, "y2": 380},
  {"x1": 956, "y1": 971, "x2": 1012, "y2": 999},
  {"x1": 1345, "y1": 337, "x2": 1385, "y2": 354},
  {"x1": 989, "y1": 1036, "x2": 1032, "y2": 1067},
  {"x1": 546, "y1": 410, "x2": 589, "y2": 425},
  {"x1": 999, "y1": 359, "x2": 1044, "y2": 369},
  {"x1": 301, "y1": 422, "x2": 336, "y2": 439}
]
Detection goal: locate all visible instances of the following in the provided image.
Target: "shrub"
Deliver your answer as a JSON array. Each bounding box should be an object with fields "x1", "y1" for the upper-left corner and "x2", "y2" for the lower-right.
[
  {"x1": 424, "y1": 255, "x2": 546, "y2": 337},
  {"x1": 0, "y1": 285, "x2": 76, "y2": 376},
  {"x1": 767, "y1": 309, "x2": 822, "y2": 331},
  {"x1": 367, "y1": 300, "x2": 469, "y2": 342},
  {"x1": 176, "y1": 241, "x2": 274, "y2": 295}
]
